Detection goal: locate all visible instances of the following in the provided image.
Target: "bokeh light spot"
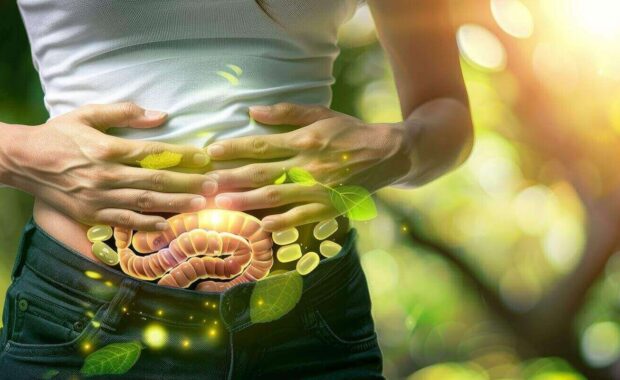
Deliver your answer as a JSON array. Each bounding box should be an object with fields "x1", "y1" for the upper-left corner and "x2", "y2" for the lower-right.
[
  {"x1": 581, "y1": 321, "x2": 620, "y2": 367},
  {"x1": 491, "y1": 0, "x2": 534, "y2": 38},
  {"x1": 457, "y1": 24, "x2": 507, "y2": 71}
]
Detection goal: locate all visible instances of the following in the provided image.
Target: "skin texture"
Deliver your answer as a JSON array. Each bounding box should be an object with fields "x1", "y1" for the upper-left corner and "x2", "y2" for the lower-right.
[{"x1": 0, "y1": 0, "x2": 472, "y2": 264}]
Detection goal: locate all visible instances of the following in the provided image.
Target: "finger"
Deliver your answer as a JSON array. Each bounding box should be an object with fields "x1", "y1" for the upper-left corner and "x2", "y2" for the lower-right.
[
  {"x1": 94, "y1": 208, "x2": 170, "y2": 232},
  {"x1": 213, "y1": 184, "x2": 329, "y2": 211},
  {"x1": 103, "y1": 137, "x2": 210, "y2": 168},
  {"x1": 206, "y1": 133, "x2": 297, "y2": 160},
  {"x1": 75, "y1": 102, "x2": 168, "y2": 132},
  {"x1": 102, "y1": 189, "x2": 207, "y2": 214},
  {"x1": 209, "y1": 163, "x2": 286, "y2": 190},
  {"x1": 112, "y1": 166, "x2": 218, "y2": 196},
  {"x1": 261, "y1": 203, "x2": 337, "y2": 232},
  {"x1": 248, "y1": 102, "x2": 341, "y2": 127}
]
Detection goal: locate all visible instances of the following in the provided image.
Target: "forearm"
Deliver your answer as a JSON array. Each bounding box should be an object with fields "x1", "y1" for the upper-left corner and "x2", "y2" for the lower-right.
[
  {"x1": 0, "y1": 122, "x2": 22, "y2": 189},
  {"x1": 393, "y1": 96, "x2": 474, "y2": 188}
]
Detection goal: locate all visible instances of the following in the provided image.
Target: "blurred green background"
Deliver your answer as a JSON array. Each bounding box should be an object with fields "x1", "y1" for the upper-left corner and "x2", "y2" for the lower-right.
[{"x1": 3, "y1": 0, "x2": 620, "y2": 378}]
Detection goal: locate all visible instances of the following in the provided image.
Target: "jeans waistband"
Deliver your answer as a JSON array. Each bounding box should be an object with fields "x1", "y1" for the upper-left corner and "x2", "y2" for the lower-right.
[{"x1": 20, "y1": 216, "x2": 362, "y2": 332}]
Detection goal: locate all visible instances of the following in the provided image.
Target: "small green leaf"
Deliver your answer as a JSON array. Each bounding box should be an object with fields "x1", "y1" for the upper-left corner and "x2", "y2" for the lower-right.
[
  {"x1": 137, "y1": 151, "x2": 183, "y2": 169},
  {"x1": 41, "y1": 369, "x2": 59, "y2": 380},
  {"x1": 329, "y1": 185, "x2": 377, "y2": 221},
  {"x1": 80, "y1": 341, "x2": 143, "y2": 377},
  {"x1": 250, "y1": 271, "x2": 303, "y2": 323},
  {"x1": 287, "y1": 167, "x2": 316, "y2": 186},
  {"x1": 274, "y1": 172, "x2": 287, "y2": 185}
]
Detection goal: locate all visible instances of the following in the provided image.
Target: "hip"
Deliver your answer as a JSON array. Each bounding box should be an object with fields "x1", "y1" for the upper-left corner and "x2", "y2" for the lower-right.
[{"x1": 0, "y1": 217, "x2": 382, "y2": 379}]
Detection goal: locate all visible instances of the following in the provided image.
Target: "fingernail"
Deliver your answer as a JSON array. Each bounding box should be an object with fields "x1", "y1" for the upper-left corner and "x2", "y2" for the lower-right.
[
  {"x1": 207, "y1": 144, "x2": 224, "y2": 158},
  {"x1": 262, "y1": 219, "x2": 276, "y2": 230},
  {"x1": 249, "y1": 105, "x2": 271, "y2": 113},
  {"x1": 144, "y1": 110, "x2": 167, "y2": 119},
  {"x1": 190, "y1": 197, "x2": 207, "y2": 209},
  {"x1": 215, "y1": 195, "x2": 232, "y2": 209},
  {"x1": 193, "y1": 153, "x2": 209, "y2": 166},
  {"x1": 156, "y1": 222, "x2": 170, "y2": 231},
  {"x1": 202, "y1": 180, "x2": 217, "y2": 196}
]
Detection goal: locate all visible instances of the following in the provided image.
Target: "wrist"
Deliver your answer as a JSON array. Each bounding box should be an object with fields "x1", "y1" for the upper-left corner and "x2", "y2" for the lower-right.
[
  {"x1": 0, "y1": 123, "x2": 30, "y2": 188},
  {"x1": 390, "y1": 119, "x2": 425, "y2": 187}
]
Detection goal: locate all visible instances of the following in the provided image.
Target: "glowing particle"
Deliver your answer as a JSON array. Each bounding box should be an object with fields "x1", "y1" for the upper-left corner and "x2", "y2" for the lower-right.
[
  {"x1": 189, "y1": 315, "x2": 194, "y2": 320},
  {"x1": 313, "y1": 219, "x2": 338, "y2": 240},
  {"x1": 157, "y1": 309, "x2": 164, "y2": 317},
  {"x1": 87, "y1": 225, "x2": 113, "y2": 242},
  {"x1": 91, "y1": 320, "x2": 101, "y2": 329},
  {"x1": 205, "y1": 301, "x2": 210, "y2": 307},
  {"x1": 341, "y1": 153, "x2": 349, "y2": 161},
  {"x1": 122, "y1": 307, "x2": 128, "y2": 313},
  {"x1": 211, "y1": 303, "x2": 217, "y2": 309},
  {"x1": 257, "y1": 299, "x2": 264, "y2": 306},
  {"x1": 208, "y1": 328, "x2": 217, "y2": 338},
  {"x1": 272, "y1": 228, "x2": 299, "y2": 245},
  {"x1": 277, "y1": 244, "x2": 302, "y2": 263},
  {"x1": 319, "y1": 240, "x2": 342, "y2": 258},
  {"x1": 82, "y1": 342, "x2": 93, "y2": 352},
  {"x1": 210, "y1": 212, "x2": 222, "y2": 225},
  {"x1": 400, "y1": 224, "x2": 408, "y2": 233},
  {"x1": 213, "y1": 321, "x2": 218, "y2": 325},
  {"x1": 84, "y1": 270, "x2": 102, "y2": 280},
  {"x1": 144, "y1": 324, "x2": 168, "y2": 349},
  {"x1": 104, "y1": 281, "x2": 114, "y2": 287},
  {"x1": 182, "y1": 339, "x2": 191, "y2": 349},
  {"x1": 85, "y1": 310, "x2": 95, "y2": 318},
  {"x1": 216, "y1": 71, "x2": 240, "y2": 86},
  {"x1": 296, "y1": 252, "x2": 320, "y2": 276},
  {"x1": 91, "y1": 241, "x2": 120, "y2": 266}
]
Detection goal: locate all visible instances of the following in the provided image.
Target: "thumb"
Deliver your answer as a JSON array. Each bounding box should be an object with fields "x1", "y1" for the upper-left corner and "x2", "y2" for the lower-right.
[
  {"x1": 75, "y1": 102, "x2": 168, "y2": 132},
  {"x1": 248, "y1": 102, "x2": 339, "y2": 127}
]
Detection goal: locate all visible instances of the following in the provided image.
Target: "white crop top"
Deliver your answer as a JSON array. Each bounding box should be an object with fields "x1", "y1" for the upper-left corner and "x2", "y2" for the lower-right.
[{"x1": 16, "y1": 0, "x2": 361, "y2": 148}]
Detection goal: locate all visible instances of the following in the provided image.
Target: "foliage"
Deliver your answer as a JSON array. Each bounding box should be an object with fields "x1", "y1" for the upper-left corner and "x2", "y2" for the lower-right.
[
  {"x1": 80, "y1": 341, "x2": 143, "y2": 377},
  {"x1": 250, "y1": 270, "x2": 303, "y2": 323},
  {"x1": 137, "y1": 151, "x2": 183, "y2": 169},
  {"x1": 286, "y1": 167, "x2": 377, "y2": 221}
]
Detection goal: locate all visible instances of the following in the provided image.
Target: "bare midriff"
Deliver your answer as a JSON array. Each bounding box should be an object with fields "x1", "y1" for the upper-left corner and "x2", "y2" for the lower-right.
[{"x1": 32, "y1": 163, "x2": 350, "y2": 273}]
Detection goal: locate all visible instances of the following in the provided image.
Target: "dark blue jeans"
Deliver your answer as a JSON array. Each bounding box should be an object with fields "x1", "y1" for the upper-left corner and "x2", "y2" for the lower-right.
[{"x1": 0, "y1": 217, "x2": 383, "y2": 379}]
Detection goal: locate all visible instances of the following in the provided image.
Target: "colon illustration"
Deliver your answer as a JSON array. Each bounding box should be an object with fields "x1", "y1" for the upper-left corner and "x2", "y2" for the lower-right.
[{"x1": 104, "y1": 209, "x2": 274, "y2": 292}]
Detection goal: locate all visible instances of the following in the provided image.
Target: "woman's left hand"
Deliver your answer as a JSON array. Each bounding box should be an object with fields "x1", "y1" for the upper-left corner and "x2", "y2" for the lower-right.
[{"x1": 204, "y1": 102, "x2": 414, "y2": 232}]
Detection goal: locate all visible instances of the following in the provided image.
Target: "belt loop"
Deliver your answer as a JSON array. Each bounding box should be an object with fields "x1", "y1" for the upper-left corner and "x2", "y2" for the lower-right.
[
  {"x1": 98, "y1": 278, "x2": 139, "y2": 329},
  {"x1": 11, "y1": 216, "x2": 37, "y2": 280}
]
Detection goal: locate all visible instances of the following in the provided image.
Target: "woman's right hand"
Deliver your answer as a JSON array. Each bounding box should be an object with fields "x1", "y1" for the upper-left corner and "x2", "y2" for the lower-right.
[{"x1": 0, "y1": 102, "x2": 217, "y2": 231}]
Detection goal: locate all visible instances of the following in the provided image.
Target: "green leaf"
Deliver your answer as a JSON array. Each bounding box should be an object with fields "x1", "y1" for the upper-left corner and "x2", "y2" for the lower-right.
[
  {"x1": 273, "y1": 172, "x2": 287, "y2": 185},
  {"x1": 250, "y1": 271, "x2": 303, "y2": 323},
  {"x1": 80, "y1": 341, "x2": 143, "y2": 377},
  {"x1": 328, "y1": 185, "x2": 377, "y2": 221},
  {"x1": 287, "y1": 167, "x2": 316, "y2": 186},
  {"x1": 41, "y1": 369, "x2": 59, "y2": 380},
  {"x1": 137, "y1": 151, "x2": 183, "y2": 169}
]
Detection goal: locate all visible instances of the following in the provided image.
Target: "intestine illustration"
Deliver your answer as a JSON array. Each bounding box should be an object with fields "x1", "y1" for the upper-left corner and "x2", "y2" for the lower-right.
[{"x1": 111, "y1": 209, "x2": 274, "y2": 292}]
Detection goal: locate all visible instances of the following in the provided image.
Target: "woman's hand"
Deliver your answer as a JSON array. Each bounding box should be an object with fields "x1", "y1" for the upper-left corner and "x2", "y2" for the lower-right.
[
  {"x1": 204, "y1": 102, "x2": 414, "y2": 232},
  {"x1": 0, "y1": 102, "x2": 217, "y2": 231}
]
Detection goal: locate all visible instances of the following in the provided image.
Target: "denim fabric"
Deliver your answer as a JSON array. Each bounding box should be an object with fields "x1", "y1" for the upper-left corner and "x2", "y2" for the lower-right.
[{"x1": 0, "y1": 217, "x2": 383, "y2": 379}]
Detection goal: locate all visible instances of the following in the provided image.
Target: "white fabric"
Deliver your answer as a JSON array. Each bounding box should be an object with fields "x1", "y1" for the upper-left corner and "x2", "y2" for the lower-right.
[{"x1": 16, "y1": 0, "x2": 360, "y2": 149}]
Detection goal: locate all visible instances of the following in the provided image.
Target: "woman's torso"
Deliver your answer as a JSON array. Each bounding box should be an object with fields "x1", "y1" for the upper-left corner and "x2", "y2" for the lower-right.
[{"x1": 18, "y1": 0, "x2": 359, "y2": 269}]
